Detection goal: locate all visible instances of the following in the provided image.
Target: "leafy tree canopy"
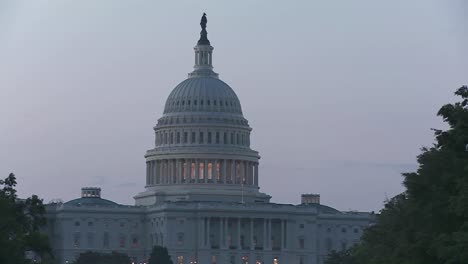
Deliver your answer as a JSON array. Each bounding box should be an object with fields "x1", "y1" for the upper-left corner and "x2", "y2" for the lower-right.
[
  {"x1": 327, "y1": 86, "x2": 468, "y2": 264},
  {"x1": 148, "y1": 246, "x2": 173, "y2": 264},
  {"x1": 0, "y1": 173, "x2": 53, "y2": 264}
]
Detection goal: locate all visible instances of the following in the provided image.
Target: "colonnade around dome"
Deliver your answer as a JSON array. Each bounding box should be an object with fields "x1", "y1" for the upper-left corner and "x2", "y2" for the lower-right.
[{"x1": 146, "y1": 159, "x2": 259, "y2": 187}]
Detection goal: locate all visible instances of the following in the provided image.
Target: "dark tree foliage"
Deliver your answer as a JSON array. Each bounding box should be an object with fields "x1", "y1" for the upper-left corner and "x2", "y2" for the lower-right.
[
  {"x1": 327, "y1": 86, "x2": 468, "y2": 264},
  {"x1": 0, "y1": 173, "x2": 53, "y2": 264},
  {"x1": 73, "y1": 251, "x2": 131, "y2": 264},
  {"x1": 325, "y1": 249, "x2": 357, "y2": 264},
  {"x1": 148, "y1": 246, "x2": 173, "y2": 264}
]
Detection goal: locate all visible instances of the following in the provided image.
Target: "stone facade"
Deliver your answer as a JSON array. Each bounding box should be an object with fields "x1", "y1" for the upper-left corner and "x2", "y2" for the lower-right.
[{"x1": 44, "y1": 16, "x2": 374, "y2": 264}]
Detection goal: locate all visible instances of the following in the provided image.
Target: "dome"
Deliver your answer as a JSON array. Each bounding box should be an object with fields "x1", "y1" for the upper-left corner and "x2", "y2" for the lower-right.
[
  {"x1": 163, "y1": 77, "x2": 242, "y2": 115},
  {"x1": 64, "y1": 197, "x2": 120, "y2": 207}
]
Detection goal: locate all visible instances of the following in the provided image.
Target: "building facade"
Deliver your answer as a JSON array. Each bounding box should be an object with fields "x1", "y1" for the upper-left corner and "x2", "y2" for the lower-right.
[{"x1": 45, "y1": 15, "x2": 374, "y2": 264}]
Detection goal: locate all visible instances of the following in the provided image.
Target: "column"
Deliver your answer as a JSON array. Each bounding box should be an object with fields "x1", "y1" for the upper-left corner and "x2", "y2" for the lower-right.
[
  {"x1": 284, "y1": 219, "x2": 287, "y2": 249},
  {"x1": 157, "y1": 160, "x2": 162, "y2": 184},
  {"x1": 263, "y1": 218, "x2": 267, "y2": 249},
  {"x1": 242, "y1": 161, "x2": 249, "y2": 184},
  {"x1": 248, "y1": 162, "x2": 252, "y2": 185},
  {"x1": 267, "y1": 219, "x2": 272, "y2": 250},
  {"x1": 237, "y1": 217, "x2": 241, "y2": 249},
  {"x1": 224, "y1": 218, "x2": 229, "y2": 248},
  {"x1": 155, "y1": 160, "x2": 160, "y2": 184},
  {"x1": 223, "y1": 160, "x2": 227, "y2": 184},
  {"x1": 232, "y1": 160, "x2": 237, "y2": 184},
  {"x1": 204, "y1": 160, "x2": 208, "y2": 183},
  {"x1": 199, "y1": 217, "x2": 204, "y2": 247},
  {"x1": 207, "y1": 217, "x2": 211, "y2": 248},
  {"x1": 250, "y1": 218, "x2": 254, "y2": 250},
  {"x1": 219, "y1": 217, "x2": 223, "y2": 249},
  {"x1": 213, "y1": 159, "x2": 217, "y2": 183},
  {"x1": 230, "y1": 160, "x2": 235, "y2": 184},
  {"x1": 176, "y1": 159, "x2": 181, "y2": 184},
  {"x1": 195, "y1": 159, "x2": 199, "y2": 183},
  {"x1": 146, "y1": 162, "x2": 150, "y2": 185},
  {"x1": 254, "y1": 163, "x2": 259, "y2": 187},
  {"x1": 166, "y1": 160, "x2": 170, "y2": 184},
  {"x1": 281, "y1": 220, "x2": 285, "y2": 250}
]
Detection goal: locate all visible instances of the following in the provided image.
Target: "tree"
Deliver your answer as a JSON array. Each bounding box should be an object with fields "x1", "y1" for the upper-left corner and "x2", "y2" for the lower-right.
[
  {"x1": 325, "y1": 248, "x2": 357, "y2": 264},
  {"x1": 73, "y1": 251, "x2": 131, "y2": 264},
  {"x1": 0, "y1": 173, "x2": 53, "y2": 264},
  {"x1": 148, "y1": 246, "x2": 173, "y2": 264},
  {"x1": 349, "y1": 86, "x2": 468, "y2": 264}
]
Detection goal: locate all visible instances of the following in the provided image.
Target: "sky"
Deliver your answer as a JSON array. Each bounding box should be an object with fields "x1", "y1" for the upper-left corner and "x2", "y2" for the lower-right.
[{"x1": 0, "y1": 1, "x2": 466, "y2": 212}]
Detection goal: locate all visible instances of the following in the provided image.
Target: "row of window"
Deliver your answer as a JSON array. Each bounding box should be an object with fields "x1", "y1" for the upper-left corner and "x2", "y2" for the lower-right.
[
  {"x1": 155, "y1": 129, "x2": 250, "y2": 146},
  {"x1": 325, "y1": 227, "x2": 360, "y2": 234},
  {"x1": 74, "y1": 221, "x2": 138, "y2": 229},
  {"x1": 73, "y1": 232, "x2": 139, "y2": 249},
  {"x1": 157, "y1": 115, "x2": 248, "y2": 126},
  {"x1": 164, "y1": 98, "x2": 241, "y2": 113}
]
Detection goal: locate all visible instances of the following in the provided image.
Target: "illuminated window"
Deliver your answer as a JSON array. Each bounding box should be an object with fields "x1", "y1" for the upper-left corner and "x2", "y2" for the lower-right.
[
  {"x1": 273, "y1": 257, "x2": 279, "y2": 264},
  {"x1": 177, "y1": 256, "x2": 184, "y2": 264},
  {"x1": 208, "y1": 162, "x2": 213, "y2": 180},
  {"x1": 241, "y1": 255, "x2": 248, "y2": 264},
  {"x1": 212, "y1": 255, "x2": 217, "y2": 264},
  {"x1": 199, "y1": 162, "x2": 204, "y2": 180},
  {"x1": 216, "y1": 162, "x2": 221, "y2": 181},
  {"x1": 191, "y1": 162, "x2": 196, "y2": 180}
]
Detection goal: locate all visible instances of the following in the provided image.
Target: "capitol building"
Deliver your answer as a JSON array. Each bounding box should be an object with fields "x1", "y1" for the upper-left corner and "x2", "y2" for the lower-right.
[{"x1": 45, "y1": 15, "x2": 374, "y2": 264}]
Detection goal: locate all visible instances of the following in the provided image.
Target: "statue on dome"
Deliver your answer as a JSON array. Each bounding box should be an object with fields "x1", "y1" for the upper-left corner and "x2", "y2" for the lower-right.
[
  {"x1": 200, "y1": 13, "x2": 207, "y2": 30},
  {"x1": 197, "y1": 13, "x2": 210, "y2": 45}
]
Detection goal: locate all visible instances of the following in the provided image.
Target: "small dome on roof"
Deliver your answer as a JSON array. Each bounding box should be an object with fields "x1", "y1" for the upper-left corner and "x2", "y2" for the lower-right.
[{"x1": 64, "y1": 197, "x2": 120, "y2": 207}]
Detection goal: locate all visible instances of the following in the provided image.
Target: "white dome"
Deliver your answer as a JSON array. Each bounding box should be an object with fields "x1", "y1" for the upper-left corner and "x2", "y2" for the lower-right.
[{"x1": 163, "y1": 77, "x2": 242, "y2": 115}]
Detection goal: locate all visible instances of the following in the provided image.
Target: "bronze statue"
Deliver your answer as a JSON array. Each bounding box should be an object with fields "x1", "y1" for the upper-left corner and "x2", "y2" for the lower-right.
[
  {"x1": 197, "y1": 13, "x2": 210, "y2": 45},
  {"x1": 200, "y1": 13, "x2": 207, "y2": 30}
]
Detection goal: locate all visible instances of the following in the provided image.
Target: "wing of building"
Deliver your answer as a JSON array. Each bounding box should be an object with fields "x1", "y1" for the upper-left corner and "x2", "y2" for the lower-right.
[{"x1": 45, "y1": 14, "x2": 375, "y2": 264}]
